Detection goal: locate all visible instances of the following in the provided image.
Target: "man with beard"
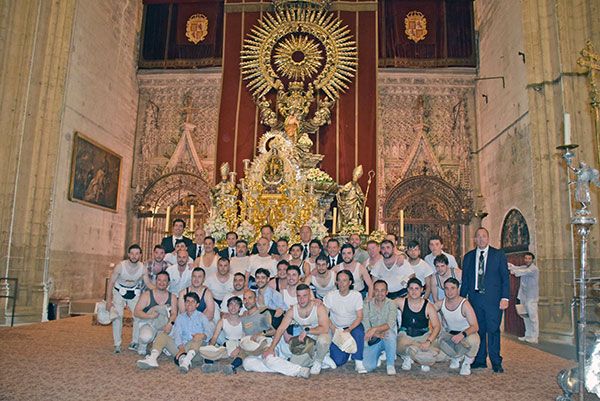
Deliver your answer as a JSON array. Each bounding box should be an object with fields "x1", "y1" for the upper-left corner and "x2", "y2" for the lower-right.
[
  {"x1": 220, "y1": 272, "x2": 247, "y2": 315},
  {"x1": 370, "y1": 240, "x2": 415, "y2": 299},
  {"x1": 348, "y1": 233, "x2": 369, "y2": 265},
  {"x1": 255, "y1": 268, "x2": 286, "y2": 328},
  {"x1": 143, "y1": 245, "x2": 168, "y2": 288},
  {"x1": 335, "y1": 244, "x2": 373, "y2": 299},
  {"x1": 405, "y1": 240, "x2": 436, "y2": 300}
]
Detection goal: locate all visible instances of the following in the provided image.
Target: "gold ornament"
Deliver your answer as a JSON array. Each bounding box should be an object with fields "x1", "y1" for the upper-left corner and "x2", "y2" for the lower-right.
[
  {"x1": 274, "y1": 35, "x2": 323, "y2": 81},
  {"x1": 405, "y1": 11, "x2": 427, "y2": 43},
  {"x1": 186, "y1": 14, "x2": 209, "y2": 44}
]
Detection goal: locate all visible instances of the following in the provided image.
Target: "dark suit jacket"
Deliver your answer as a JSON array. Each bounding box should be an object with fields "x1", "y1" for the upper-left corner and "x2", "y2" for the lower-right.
[
  {"x1": 327, "y1": 253, "x2": 341, "y2": 269},
  {"x1": 251, "y1": 241, "x2": 279, "y2": 255},
  {"x1": 218, "y1": 247, "x2": 236, "y2": 259},
  {"x1": 161, "y1": 235, "x2": 194, "y2": 254},
  {"x1": 460, "y1": 246, "x2": 510, "y2": 305}
]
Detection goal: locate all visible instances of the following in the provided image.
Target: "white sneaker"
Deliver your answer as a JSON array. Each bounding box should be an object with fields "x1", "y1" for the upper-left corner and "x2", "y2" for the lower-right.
[
  {"x1": 137, "y1": 343, "x2": 148, "y2": 356},
  {"x1": 401, "y1": 357, "x2": 412, "y2": 371},
  {"x1": 355, "y1": 360, "x2": 367, "y2": 374},
  {"x1": 386, "y1": 365, "x2": 396, "y2": 375},
  {"x1": 525, "y1": 337, "x2": 538, "y2": 344},
  {"x1": 310, "y1": 361, "x2": 322, "y2": 375},
  {"x1": 322, "y1": 355, "x2": 337, "y2": 370},
  {"x1": 179, "y1": 350, "x2": 195, "y2": 373},
  {"x1": 517, "y1": 336, "x2": 526, "y2": 342},
  {"x1": 460, "y1": 361, "x2": 471, "y2": 376},
  {"x1": 421, "y1": 365, "x2": 430, "y2": 372},
  {"x1": 449, "y1": 357, "x2": 461, "y2": 369},
  {"x1": 377, "y1": 353, "x2": 386, "y2": 367},
  {"x1": 297, "y1": 367, "x2": 311, "y2": 379},
  {"x1": 137, "y1": 350, "x2": 159, "y2": 369}
]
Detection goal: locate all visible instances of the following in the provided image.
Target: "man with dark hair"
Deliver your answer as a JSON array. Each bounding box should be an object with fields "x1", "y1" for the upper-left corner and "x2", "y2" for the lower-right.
[
  {"x1": 323, "y1": 270, "x2": 366, "y2": 372},
  {"x1": 431, "y1": 254, "x2": 462, "y2": 302},
  {"x1": 143, "y1": 245, "x2": 169, "y2": 288},
  {"x1": 164, "y1": 239, "x2": 194, "y2": 265},
  {"x1": 362, "y1": 280, "x2": 398, "y2": 375},
  {"x1": 219, "y1": 231, "x2": 239, "y2": 259},
  {"x1": 371, "y1": 240, "x2": 414, "y2": 299},
  {"x1": 508, "y1": 252, "x2": 539, "y2": 343},
  {"x1": 349, "y1": 233, "x2": 369, "y2": 265},
  {"x1": 106, "y1": 244, "x2": 153, "y2": 353},
  {"x1": 336, "y1": 243, "x2": 373, "y2": 299},
  {"x1": 434, "y1": 277, "x2": 480, "y2": 376},
  {"x1": 205, "y1": 257, "x2": 234, "y2": 306},
  {"x1": 230, "y1": 239, "x2": 250, "y2": 275},
  {"x1": 134, "y1": 271, "x2": 178, "y2": 355},
  {"x1": 394, "y1": 277, "x2": 441, "y2": 372},
  {"x1": 136, "y1": 291, "x2": 212, "y2": 373},
  {"x1": 363, "y1": 240, "x2": 382, "y2": 272},
  {"x1": 166, "y1": 249, "x2": 194, "y2": 296},
  {"x1": 275, "y1": 238, "x2": 290, "y2": 262},
  {"x1": 255, "y1": 268, "x2": 286, "y2": 328},
  {"x1": 251, "y1": 225, "x2": 279, "y2": 255},
  {"x1": 288, "y1": 243, "x2": 308, "y2": 277},
  {"x1": 264, "y1": 283, "x2": 332, "y2": 375},
  {"x1": 220, "y1": 272, "x2": 247, "y2": 315},
  {"x1": 310, "y1": 255, "x2": 337, "y2": 300},
  {"x1": 406, "y1": 240, "x2": 436, "y2": 300},
  {"x1": 247, "y1": 237, "x2": 278, "y2": 287},
  {"x1": 424, "y1": 235, "x2": 459, "y2": 270},
  {"x1": 461, "y1": 227, "x2": 510, "y2": 373},
  {"x1": 161, "y1": 218, "x2": 193, "y2": 254},
  {"x1": 326, "y1": 238, "x2": 341, "y2": 268}
]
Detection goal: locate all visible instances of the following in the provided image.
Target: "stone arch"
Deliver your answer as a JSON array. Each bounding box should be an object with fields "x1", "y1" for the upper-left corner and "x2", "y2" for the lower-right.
[
  {"x1": 383, "y1": 175, "x2": 472, "y2": 257},
  {"x1": 500, "y1": 208, "x2": 530, "y2": 253}
]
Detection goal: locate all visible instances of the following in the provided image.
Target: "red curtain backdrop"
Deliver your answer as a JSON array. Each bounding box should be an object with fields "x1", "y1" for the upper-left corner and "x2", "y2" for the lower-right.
[{"x1": 216, "y1": 0, "x2": 377, "y2": 230}]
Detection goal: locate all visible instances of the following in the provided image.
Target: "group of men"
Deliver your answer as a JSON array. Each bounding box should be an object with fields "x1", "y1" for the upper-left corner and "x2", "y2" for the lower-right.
[{"x1": 105, "y1": 220, "x2": 539, "y2": 378}]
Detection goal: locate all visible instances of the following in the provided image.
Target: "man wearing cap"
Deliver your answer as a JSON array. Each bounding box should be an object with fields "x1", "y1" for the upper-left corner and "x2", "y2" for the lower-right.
[
  {"x1": 136, "y1": 291, "x2": 212, "y2": 373},
  {"x1": 263, "y1": 284, "x2": 332, "y2": 375}
]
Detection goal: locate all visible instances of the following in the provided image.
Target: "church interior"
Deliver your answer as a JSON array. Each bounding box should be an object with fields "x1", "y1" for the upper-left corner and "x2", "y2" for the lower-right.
[{"x1": 1, "y1": 0, "x2": 600, "y2": 400}]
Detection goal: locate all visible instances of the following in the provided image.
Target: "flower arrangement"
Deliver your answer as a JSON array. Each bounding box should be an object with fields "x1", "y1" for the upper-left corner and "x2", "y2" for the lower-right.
[
  {"x1": 274, "y1": 220, "x2": 292, "y2": 241},
  {"x1": 368, "y1": 229, "x2": 387, "y2": 244},
  {"x1": 339, "y1": 220, "x2": 366, "y2": 236},
  {"x1": 236, "y1": 220, "x2": 256, "y2": 243},
  {"x1": 306, "y1": 168, "x2": 334, "y2": 183},
  {"x1": 204, "y1": 215, "x2": 228, "y2": 242},
  {"x1": 306, "y1": 216, "x2": 328, "y2": 240}
]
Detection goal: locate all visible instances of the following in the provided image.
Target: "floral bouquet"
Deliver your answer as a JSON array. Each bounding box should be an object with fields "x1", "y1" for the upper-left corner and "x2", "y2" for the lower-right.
[
  {"x1": 236, "y1": 220, "x2": 256, "y2": 243},
  {"x1": 306, "y1": 168, "x2": 334, "y2": 183},
  {"x1": 204, "y1": 215, "x2": 228, "y2": 242},
  {"x1": 339, "y1": 219, "x2": 366, "y2": 236},
  {"x1": 368, "y1": 229, "x2": 387, "y2": 244},
  {"x1": 306, "y1": 216, "x2": 328, "y2": 240},
  {"x1": 274, "y1": 220, "x2": 292, "y2": 241}
]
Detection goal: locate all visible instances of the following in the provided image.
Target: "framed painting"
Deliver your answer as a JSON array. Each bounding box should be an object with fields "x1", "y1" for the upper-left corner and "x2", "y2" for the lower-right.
[{"x1": 68, "y1": 132, "x2": 121, "y2": 212}]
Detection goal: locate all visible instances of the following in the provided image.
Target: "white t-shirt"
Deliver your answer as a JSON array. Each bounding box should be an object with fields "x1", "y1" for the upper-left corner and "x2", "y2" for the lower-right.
[
  {"x1": 205, "y1": 273, "x2": 234, "y2": 301},
  {"x1": 230, "y1": 256, "x2": 250, "y2": 276},
  {"x1": 247, "y1": 254, "x2": 277, "y2": 277},
  {"x1": 166, "y1": 264, "x2": 192, "y2": 295},
  {"x1": 323, "y1": 290, "x2": 363, "y2": 328},
  {"x1": 220, "y1": 292, "x2": 247, "y2": 314},
  {"x1": 410, "y1": 259, "x2": 435, "y2": 286},
  {"x1": 164, "y1": 253, "x2": 193, "y2": 266},
  {"x1": 424, "y1": 251, "x2": 459, "y2": 269},
  {"x1": 371, "y1": 259, "x2": 415, "y2": 293}
]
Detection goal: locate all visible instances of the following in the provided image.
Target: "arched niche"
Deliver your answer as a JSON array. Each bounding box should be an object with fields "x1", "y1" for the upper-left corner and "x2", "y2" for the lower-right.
[{"x1": 500, "y1": 209, "x2": 530, "y2": 253}]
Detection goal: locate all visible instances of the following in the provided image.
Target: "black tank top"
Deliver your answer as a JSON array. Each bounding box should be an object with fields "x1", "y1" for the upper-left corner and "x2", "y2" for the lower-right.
[
  {"x1": 143, "y1": 290, "x2": 172, "y2": 313},
  {"x1": 400, "y1": 298, "x2": 429, "y2": 337},
  {"x1": 187, "y1": 287, "x2": 207, "y2": 312}
]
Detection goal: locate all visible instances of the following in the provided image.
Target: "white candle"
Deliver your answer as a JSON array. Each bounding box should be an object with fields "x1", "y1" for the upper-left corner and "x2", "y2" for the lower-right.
[
  {"x1": 399, "y1": 209, "x2": 404, "y2": 238},
  {"x1": 365, "y1": 206, "x2": 370, "y2": 234},
  {"x1": 165, "y1": 206, "x2": 171, "y2": 233},
  {"x1": 190, "y1": 205, "x2": 195, "y2": 231},
  {"x1": 564, "y1": 113, "x2": 571, "y2": 144},
  {"x1": 332, "y1": 207, "x2": 337, "y2": 235}
]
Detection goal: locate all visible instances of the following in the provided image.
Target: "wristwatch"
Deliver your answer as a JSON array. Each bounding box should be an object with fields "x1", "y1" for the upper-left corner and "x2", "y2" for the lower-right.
[
  {"x1": 461, "y1": 330, "x2": 468, "y2": 338},
  {"x1": 304, "y1": 327, "x2": 310, "y2": 332}
]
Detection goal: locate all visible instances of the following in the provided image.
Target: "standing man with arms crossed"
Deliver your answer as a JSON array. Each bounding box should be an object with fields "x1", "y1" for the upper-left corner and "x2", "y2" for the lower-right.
[{"x1": 460, "y1": 227, "x2": 509, "y2": 373}]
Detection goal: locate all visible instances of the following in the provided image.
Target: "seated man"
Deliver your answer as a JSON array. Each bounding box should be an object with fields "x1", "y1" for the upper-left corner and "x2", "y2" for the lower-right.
[
  {"x1": 205, "y1": 257, "x2": 234, "y2": 307},
  {"x1": 133, "y1": 271, "x2": 178, "y2": 355},
  {"x1": 255, "y1": 268, "x2": 286, "y2": 328},
  {"x1": 323, "y1": 270, "x2": 366, "y2": 373},
  {"x1": 431, "y1": 254, "x2": 462, "y2": 302},
  {"x1": 201, "y1": 296, "x2": 245, "y2": 375},
  {"x1": 434, "y1": 277, "x2": 480, "y2": 376},
  {"x1": 164, "y1": 240, "x2": 194, "y2": 266},
  {"x1": 362, "y1": 280, "x2": 398, "y2": 375},
  {"x1": 240, "y1": 290, "x2": 311, "y2": 378},
  {"x1": 395, "y1": 277, "x2": 441, "y2": 372},
  {"x1": 263, "y1": 284, "x2": 332, "y2": 375},
  {"x1": 136, "y1": 292, "x2": 213, "y2": 373},
  {"x1": 220, "y1": 273, "x2": 247, "y2": 315}
]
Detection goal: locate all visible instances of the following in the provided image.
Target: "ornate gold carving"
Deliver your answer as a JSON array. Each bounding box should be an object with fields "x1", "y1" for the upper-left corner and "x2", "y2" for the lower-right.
[
  {"x1": 272, "y1": 0, "x2": 332, "y2": 11},
  {"x1": 274, "y1": 35, "x2": 323, "y2": 81},
  {"x1": 186, "y1": 14, "x2": 209, "y2": 44},
  {"x1": 405, "y1": 11, "x2": 427, "y2": 43}
]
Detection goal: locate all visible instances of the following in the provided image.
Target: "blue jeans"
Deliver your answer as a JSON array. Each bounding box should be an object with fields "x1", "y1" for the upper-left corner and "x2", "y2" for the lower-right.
[
  {"x1": 329, "y1": 324, "x2": 365, "y2": 366},
  {"x1": 363, "y1": 330, "x2": 397, "y2": 372}
]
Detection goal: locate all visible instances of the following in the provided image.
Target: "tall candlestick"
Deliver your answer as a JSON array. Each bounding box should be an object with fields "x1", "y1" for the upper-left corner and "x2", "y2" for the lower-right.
[
  {"x1": 365, "y1": 206, "x2": 370, "y2": 234},
  {"x1": 399, "y1": 209, "x2": 404, "y2": 238},
  {"x1": 332, "y1": 207, "x2": 337, "y2": 235},
  {"x1": 164, "y1": 206, "x2": 171, "y2": 233},
  {"x1": 229, "y1": 171, "x2": 237, "y2": 184},
  {"x1": 564, "y1": 113, "x2": 571, "y2": 144},
  {"x1": 190, "y1": 205, "x2": 195, "y2": 231}
]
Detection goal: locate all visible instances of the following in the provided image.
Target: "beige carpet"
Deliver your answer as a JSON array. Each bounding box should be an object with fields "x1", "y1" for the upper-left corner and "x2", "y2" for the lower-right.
[{"x1": 0, "y1": 316, "x2": 579, "y2": 401}]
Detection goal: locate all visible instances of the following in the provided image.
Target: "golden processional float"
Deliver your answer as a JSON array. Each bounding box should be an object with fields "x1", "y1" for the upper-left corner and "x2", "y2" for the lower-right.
[{"x1": 204, "y1": 0, "x2": 385, "y2": 246}]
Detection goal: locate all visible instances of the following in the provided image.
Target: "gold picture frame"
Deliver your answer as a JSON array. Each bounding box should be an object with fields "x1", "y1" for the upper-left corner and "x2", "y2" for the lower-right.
[{"x1": 68, "y1": 132, "x2": 122, "y2": 212}]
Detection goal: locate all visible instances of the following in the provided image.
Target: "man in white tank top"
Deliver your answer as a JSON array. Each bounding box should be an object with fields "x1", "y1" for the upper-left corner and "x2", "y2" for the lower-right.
[
  {"x1": 105, "y1": 244, "x2": 153, "y2": 354},
  {"x1": 263, "y1": 284, "x2": 332, "y2": 375},
  {"x1": 434, "y1": 277, "x2": 480, "y2": 376}
]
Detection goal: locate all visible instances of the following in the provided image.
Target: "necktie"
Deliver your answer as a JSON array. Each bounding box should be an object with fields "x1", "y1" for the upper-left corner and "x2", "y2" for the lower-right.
[
  {"x1": 477, "y1": 251, "x2": 485, "y2": 293},
  {"x1": 330, "y1": 257, "x2": 335, "y2": 266},
  {"x1": 303, "y1": 244, "x2": 309, "y2": 260},
  {"x1": 230, "y1": 249, "x2": 235, "y2": 258}
]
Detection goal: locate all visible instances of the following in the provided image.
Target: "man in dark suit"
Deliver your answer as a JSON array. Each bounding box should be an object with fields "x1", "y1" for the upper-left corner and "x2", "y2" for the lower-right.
[
  {"x1": 460, "y1": 227, "x2": 509, "y2": 373},
  {"x1": 219, "y1": 231, "x2": 238, "y2": 259},
  {"x1": 251, "y1": 225, "x2": 279, "y2": 255},
  {"x1": 326, "y1": 238, "x2": 342, "y2": 269},
  {"x1": 161, "y1": 218, "x2": 193, "y2": 254},
  {"x1": 189, "y1": 227, "x2": 206, "y2": 260}
]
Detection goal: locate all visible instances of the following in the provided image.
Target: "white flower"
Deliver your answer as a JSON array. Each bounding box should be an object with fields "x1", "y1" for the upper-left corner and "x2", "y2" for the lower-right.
[
  {"x1": 204, "y1": 216, "x2": 228, "y2": 242},
  {"x1": 236, "y1": 220, "x2": 256, "y2": 242},
  {"x1": 306, "y1": 216, "x2": 328, "y2": 240},
  {"x1": 274, "y1": 220, "x2": 292, "y2": 241},
  {"x1": 306, "y1": 168, "x2": 334, "y2": 183}
]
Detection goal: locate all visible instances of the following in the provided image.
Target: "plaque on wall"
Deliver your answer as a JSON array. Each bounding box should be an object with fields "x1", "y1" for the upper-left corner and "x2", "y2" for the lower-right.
[{"x1": 68, "y1": 132, "x2": 122, "y2": 212}]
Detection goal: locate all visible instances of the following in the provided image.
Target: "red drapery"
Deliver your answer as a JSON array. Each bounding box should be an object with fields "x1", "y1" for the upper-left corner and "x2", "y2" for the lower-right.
[{"x1": 216, "y1": 0, "x2": 377, "y2": 229}]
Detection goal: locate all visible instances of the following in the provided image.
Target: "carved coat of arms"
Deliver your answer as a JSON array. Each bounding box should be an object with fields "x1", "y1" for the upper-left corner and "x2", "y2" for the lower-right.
[
  {"x1": 186, "y1": 13, "x2": 209, "y2": 44},
  {"x1": 405, "y1": 11, "x2": 427, "y2": 43}
]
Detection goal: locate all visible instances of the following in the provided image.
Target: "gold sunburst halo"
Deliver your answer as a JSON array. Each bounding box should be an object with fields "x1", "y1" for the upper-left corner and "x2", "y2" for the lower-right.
[
  {"x1": 240, "y1": 8, "x2": 358, "y2": 100},
  {"x1": 273, "y1": 35, "x2": 323, "y2": 81}
]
